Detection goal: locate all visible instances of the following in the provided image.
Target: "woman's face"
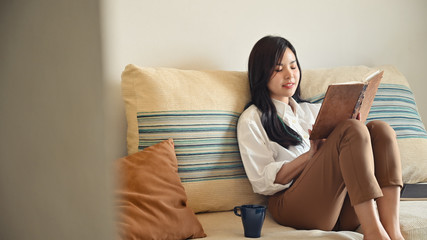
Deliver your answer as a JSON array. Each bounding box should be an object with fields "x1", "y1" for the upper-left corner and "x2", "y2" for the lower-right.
[{"x1": 267, "y1": 48, "x2": 300, "y2": 104}]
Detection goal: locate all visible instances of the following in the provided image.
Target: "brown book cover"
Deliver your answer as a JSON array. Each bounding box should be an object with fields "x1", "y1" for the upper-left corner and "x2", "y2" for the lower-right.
[{"x1": 309, "y1": 70, "x2": 383, "y2": 140}]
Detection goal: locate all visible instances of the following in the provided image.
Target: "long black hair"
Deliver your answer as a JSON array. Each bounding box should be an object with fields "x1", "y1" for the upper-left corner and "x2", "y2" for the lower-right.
[{"x1": 248, "y1": 36, "x2": 305, "y2": 148}]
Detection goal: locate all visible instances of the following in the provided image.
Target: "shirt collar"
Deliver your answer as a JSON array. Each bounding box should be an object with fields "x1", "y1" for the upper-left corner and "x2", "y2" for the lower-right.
[{"x1": 272, "y1": 98, "x2": 305, "y2": 118}]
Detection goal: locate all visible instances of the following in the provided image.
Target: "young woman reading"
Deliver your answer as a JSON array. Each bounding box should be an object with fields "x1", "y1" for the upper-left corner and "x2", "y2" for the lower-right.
[{"x1": 237, "y1": 35, "x2": 404, "y2": 240}]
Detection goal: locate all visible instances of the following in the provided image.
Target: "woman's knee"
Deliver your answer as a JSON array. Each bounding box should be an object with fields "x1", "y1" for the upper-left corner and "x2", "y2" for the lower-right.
[
  {"x1": 366, "y1": 120, "x2": 397, "y2": 141},
  {"x1": 337, "y1": 119, "x2": 370, "y2": 141}
]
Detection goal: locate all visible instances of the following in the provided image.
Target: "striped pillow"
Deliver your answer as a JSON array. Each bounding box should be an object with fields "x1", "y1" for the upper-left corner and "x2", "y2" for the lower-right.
[
  {"x1": 302, "y1": 65, "x2": 427, "y2": 183},
  {"x1": 368, "y1": 84, "x2": 427, "y2": 139},
  {"x1": 121, "y1": 65, "x2": 266, "y2": 213},
  {"x1": 138, "y1": 110, "x2": 245, "y2": 183}
]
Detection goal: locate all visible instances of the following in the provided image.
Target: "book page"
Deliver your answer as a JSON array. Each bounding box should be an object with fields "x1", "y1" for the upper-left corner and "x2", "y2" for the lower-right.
[{"x1": 331, "y1": 70, "x2": 382, "y2": 86}]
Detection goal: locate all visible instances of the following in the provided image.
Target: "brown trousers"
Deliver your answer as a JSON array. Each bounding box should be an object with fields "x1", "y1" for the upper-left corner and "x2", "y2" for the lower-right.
[{"x1": 268, "y1": 119, "x2": 403, "y2": 231}]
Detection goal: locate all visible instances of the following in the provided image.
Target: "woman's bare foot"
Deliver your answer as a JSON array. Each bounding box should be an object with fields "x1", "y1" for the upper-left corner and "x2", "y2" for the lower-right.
[
  {"x1": 362, "y1": 227, "x2": 390, "y2": 240},
  {"x1": 388, "y1": 231, "x2": 405, "y2": 240}
]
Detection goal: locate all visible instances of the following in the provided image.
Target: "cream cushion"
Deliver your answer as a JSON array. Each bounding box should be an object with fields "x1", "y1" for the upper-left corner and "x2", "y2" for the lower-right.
[
  {"x1": 399, "y1": 201, "x2": 427, "y2": 239},
  {"x1": 196, "y1": 200, "x2": 427, "y2": 239},
  {"x1": 197, "y1": 211, "x2": 363, "y2": 239}
]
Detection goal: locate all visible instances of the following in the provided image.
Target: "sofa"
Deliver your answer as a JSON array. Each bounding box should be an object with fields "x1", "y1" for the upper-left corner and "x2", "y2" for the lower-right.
[{"x1": 117, "y1": 64, "x2": 427, "y2": 239}]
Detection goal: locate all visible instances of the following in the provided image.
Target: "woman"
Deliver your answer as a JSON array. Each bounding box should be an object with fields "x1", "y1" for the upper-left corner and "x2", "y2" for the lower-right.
[{"x1": 237, "y1": 35, "x2": 404, "y2": 240}]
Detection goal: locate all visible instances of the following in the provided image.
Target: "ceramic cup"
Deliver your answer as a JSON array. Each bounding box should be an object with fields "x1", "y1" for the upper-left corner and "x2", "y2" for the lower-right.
[{"x1": 234, "y1": 205, "x2": 266, "y2": 238}]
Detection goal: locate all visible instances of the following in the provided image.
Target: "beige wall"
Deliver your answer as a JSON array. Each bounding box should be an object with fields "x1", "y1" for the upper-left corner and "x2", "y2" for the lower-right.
[{"x1": 102, "y1": 0, "x2": 427, "y2": 160}]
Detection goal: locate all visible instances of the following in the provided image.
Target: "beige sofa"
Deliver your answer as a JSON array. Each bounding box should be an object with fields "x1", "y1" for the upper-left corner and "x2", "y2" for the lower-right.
[{"x1": 119, "y1": 64, "x2": 427, "y2": 239}]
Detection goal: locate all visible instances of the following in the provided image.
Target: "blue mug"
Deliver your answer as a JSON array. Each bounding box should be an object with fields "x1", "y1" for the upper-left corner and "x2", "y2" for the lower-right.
[{"x1": 234, "y1": 205, "x2": 266, "y2": 238}]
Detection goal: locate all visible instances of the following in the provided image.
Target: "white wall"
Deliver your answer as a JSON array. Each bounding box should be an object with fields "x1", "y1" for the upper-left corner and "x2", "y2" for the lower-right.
[{"x1": 102, "y1": 0, "x2": 427, "y2": 160}]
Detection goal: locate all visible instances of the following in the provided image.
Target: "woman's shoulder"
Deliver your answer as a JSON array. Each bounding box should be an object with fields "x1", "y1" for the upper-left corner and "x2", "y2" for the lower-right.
[
  {"x1": 237, "y1": 105, "x2": 266, "y2": 138},
  {"x1": 240, "y1": 104, "x2": 260, "y2": 117},
  {"x1": 238, "y1": 104, "x2": 262, "y2": 123}
]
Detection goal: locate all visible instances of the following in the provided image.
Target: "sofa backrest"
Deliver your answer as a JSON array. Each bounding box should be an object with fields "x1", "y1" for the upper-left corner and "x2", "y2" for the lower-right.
[{"x1": 121, "y1": 64, "x2": 427, "y2": 213}]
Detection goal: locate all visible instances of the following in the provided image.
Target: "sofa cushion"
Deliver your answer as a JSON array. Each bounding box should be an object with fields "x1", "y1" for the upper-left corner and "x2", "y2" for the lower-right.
[
  {"x1": 121, "y1": 65, "x2": 266, "y2": 213},
  {"x1": 399, "y1": 200, "x2": 427, "y2": 239},
  {"x1": 116, "y1": 139, "x2": 206, "y2": 239},
  {"x1": 301, "y1": 65, "x2": 427, "y2": 183},
  {"x1": 196, "y1": 200, "x2": 427, "y2": 240},
  {"x1": 196, "y1": 211, "x2": 363, "y2": 239}
]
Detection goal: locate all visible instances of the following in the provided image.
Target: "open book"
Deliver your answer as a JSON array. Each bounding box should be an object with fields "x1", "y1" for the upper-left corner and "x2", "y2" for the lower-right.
[{"x1": 309, "y1": 70, "x2": 384, "y2": 140}]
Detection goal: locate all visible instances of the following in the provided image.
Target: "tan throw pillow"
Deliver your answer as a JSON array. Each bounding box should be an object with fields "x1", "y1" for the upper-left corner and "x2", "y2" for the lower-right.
[{"x1": 116, "y1": 139, "x2": 206, "y2": 240}]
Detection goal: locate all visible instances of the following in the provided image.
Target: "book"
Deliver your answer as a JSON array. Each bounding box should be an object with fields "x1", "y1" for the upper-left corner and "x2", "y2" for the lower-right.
[
  {"x1": 309, "y1": 70, "x2": 384, "y2": 140},
  {"x1": 400, "y1": 183, "x2": 427, "y2": 201}
]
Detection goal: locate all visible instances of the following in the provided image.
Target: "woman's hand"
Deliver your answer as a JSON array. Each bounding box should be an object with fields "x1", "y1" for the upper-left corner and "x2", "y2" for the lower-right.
[
  {"x1": 274, "y1": 129, "x2": 326, "y2": 185},
  {"x1": 356, "y1": 112, "x2": 362, "y2": 121},
  {"x1": 307, "y1": 129, "x2": 326, "y2": 158}
]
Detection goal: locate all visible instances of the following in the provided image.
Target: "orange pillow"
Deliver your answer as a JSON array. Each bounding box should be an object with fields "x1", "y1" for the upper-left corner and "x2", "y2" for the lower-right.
[{"x1": 116, "y1": 139, "x2": 206, "y2": 240}]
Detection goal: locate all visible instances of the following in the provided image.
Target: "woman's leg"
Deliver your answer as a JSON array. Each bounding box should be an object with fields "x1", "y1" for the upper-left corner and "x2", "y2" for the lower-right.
[
  {"x1": 367, "y1": 121, "x2": 404, "y2": 239},
  {"x1": 377, "y1": 187, "x2": 403, "y2": 240},
  {"x1": 328, "y1": 120, "x2": 390, "y2": 239},
  {"x1": 354, "y1": 199, "x2": 389, "y2": 239},
  {"x1": 268, "y1": 119, "x2": 383, "y2": 231},
  {"x1": 333, "y1": 194, "x2": 359, "y2": 231}
]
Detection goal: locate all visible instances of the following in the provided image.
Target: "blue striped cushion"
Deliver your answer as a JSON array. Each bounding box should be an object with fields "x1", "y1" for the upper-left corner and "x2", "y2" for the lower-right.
[
  {"x1": 368, "y1": 84, "x2": 427, "y2": 139},
  {"x1": 308, "y1": 83, "x2": 427, "y2": 140},
  {"x1": 138, "y1": 110, "x2": 246, "y2": 183}
]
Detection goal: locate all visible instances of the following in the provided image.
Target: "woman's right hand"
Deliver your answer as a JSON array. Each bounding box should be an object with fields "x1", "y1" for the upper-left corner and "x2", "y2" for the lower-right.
[{"x1": 275, "y1": 129, "x2": 326, "y2": 185}]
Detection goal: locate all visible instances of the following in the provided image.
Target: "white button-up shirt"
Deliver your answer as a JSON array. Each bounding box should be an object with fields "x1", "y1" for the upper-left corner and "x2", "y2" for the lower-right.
[{"x1": 237, "y1": 98, "x2": 321, "y2": 195}]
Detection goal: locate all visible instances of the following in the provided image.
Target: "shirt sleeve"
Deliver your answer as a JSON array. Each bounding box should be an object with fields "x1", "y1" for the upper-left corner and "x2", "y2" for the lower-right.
[{"x1": 237, "y1": 116, "x2": 292, "y2": 196}]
